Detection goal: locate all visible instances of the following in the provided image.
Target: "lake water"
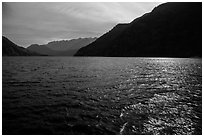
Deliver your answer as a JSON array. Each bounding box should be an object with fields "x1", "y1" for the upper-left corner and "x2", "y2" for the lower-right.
[{"x1": 2, "y1": 57, "x2": 202, "y2": 135}]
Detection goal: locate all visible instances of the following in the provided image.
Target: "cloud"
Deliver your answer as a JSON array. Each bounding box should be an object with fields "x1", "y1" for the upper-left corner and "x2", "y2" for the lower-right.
[{"x1": 2, "y1": 2, "x2": 161, "y2": 47}]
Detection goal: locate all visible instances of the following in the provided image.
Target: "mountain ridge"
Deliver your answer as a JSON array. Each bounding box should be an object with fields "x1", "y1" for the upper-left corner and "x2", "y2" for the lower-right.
[
  {"x1": 27, "y1": 37, "x2": 97, "y2": 56},
  {"x1": 2, "y1": 36, "x2": 42, "y2": 56},
  {"x1": 75, "y1": 2, "x2": 202, "y2": 57},
  {"x1": 46, "y1": 37, "x2": 97, "y2": 51}
]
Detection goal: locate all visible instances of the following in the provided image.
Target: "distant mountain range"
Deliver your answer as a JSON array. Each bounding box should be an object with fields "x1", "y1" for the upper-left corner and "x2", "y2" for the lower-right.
[
  {"x1": 2, "y1": 36, "x2": 97, "y2": 56},
  {"x1": 2, "y1": 36, "x2": 41, "y2": 56},
  {"x1": 45, "y1": 38, "x2": 98, "y2": 51},
  {"x1": 75, "y1": 2, "x2": 202, "y2": 58},
  {"x1": 27, "y1": 37, "x2": 97, "y2": 56}
]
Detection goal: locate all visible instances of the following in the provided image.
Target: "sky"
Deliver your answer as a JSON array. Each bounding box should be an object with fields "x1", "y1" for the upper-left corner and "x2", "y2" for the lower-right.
[{"x1": 2, "y1": 2, "x2": 161, "y2": 48}]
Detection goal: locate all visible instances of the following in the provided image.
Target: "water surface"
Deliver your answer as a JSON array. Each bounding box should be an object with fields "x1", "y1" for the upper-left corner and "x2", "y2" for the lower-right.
[{"x1": 2, "y1": 57, "x2": 202, "y2": 135}]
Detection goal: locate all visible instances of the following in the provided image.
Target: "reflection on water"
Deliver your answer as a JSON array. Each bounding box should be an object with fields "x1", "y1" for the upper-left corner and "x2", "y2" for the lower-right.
[
  {"x1": 120, "y1": 92, "x2": 194, "y2": 135},
  {"x1": 2, "y1": 57, "x2": 202, "y2": 135}
]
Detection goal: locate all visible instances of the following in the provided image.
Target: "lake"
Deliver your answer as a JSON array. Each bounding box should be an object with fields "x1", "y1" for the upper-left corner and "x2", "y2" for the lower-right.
[{"x1": 2, "y1": 57, "x2": 202, "y2": 135}]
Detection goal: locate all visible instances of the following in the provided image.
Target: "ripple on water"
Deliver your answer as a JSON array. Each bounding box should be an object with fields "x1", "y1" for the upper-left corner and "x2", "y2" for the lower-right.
[
  {"x1": 120, "y1": 92, "x2": 195, "y2": 135},
  {"x1": 2, "y1": 57, "x2": 201, "y2": 135}
]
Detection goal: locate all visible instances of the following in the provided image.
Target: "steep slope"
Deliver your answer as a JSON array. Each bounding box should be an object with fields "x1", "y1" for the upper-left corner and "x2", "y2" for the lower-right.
[
  {"x1": 75, "y1": 24, "x2": 128, "y2": 56},
  {"x1": 75, "y1": 2, "x2": 202, "y2": 57},
  {"x1": 27, "y1": 37, "x2": 97, "y2": 56},
  {"x1": 2, "y1": 36, "x2": 40, "y2": 56}
]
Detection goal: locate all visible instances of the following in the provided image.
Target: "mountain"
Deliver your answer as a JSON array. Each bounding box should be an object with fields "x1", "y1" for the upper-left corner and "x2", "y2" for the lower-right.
[
  {"x1": 27, "y1": 44, "x2": 78, "y2": 56},
  {"x1": 27, "y1": 44, "x2": 58, "y2": 55},
  {"x1": 2, "y1": 36, "x2": 40, "y2": 56},
  {"x1": 75, "y1": 2, "x2": 202, "y2": 58},
  {"x1": 74, "y1": 24, "x2": 128, "y2": 56},
  {"x1": 27, "y1": 37, "x2": 97, "y2": 56},
  {"x1": 46, "y1": 37, "x2": 97, "y2": 51}
]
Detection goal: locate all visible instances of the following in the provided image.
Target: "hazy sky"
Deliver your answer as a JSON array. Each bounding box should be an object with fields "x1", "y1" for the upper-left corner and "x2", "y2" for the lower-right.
[{"x1": 2, "y1": 2, "x2": 161, "y2": 47}]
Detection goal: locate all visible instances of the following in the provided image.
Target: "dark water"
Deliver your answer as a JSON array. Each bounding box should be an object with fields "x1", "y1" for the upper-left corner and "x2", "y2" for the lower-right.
[{"x1": 2, "y1": 57, "x2": 202, "y2": 135}]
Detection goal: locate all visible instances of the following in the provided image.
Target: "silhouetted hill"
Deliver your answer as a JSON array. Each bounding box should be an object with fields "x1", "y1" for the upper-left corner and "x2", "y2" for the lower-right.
[
  {"x1": 75, "y1": 24, "x2": 128, "y2": 56},
  {"x1": 2, "y1": 36, "x2": 40, "y2": 56},
  {"x1": 75, "y1": 2, "x2": 202, "y2": 57},
  {"x1": 27, "y1": 37, "x2": 97, "y2": 56}
]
